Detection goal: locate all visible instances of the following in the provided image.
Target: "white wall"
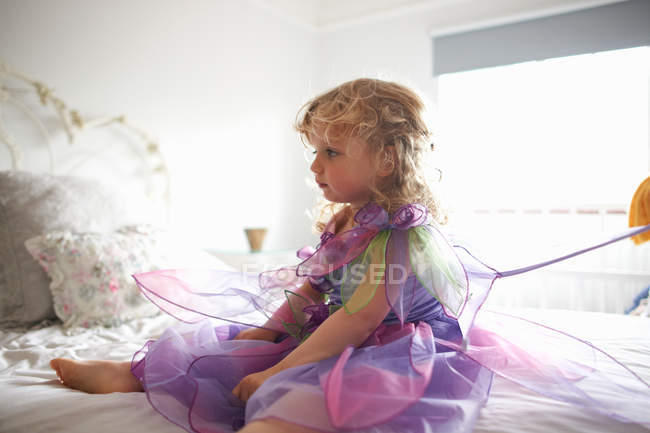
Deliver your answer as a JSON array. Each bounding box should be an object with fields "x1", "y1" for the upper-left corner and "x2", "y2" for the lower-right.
[
  {"x1": 0, "y1": 0, "x2": 318, "y2": 252},
  {"x1": 0, "y1": 0, "x2": 619, "y2": 253}
]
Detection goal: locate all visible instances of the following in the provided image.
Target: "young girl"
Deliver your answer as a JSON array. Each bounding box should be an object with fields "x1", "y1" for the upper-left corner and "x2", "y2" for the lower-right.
[{"x1": 50, "y1": 78, "x2": 650, "y2": 433}]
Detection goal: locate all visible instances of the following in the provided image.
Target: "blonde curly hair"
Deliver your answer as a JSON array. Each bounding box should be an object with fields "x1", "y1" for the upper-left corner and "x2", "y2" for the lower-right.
[{"x1": 294, "y1": 78, "x2": 446, "y2": 232}]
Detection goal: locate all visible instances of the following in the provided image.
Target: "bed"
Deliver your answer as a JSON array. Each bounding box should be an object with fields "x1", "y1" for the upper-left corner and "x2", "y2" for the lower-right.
[
  {"x1": 1, "y1": 309, "x2": 649, "y2": 433},
  {"x1": 1, "y1": 64, "x2": 649, "y2": 433}
]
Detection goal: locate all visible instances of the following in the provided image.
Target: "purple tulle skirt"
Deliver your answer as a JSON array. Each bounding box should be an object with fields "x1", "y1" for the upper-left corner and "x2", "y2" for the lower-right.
[
  {"x1": 129, "y1": 211, "x2": 650, "y2": 432},
  {"x1": 131, "y1": 319, "x2": 493, "y2": 433}
]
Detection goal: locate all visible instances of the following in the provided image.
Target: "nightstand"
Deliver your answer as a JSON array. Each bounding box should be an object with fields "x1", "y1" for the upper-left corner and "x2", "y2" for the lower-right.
[{"x1": 206, "y1": 249, "x2": 301, "y2": 273}]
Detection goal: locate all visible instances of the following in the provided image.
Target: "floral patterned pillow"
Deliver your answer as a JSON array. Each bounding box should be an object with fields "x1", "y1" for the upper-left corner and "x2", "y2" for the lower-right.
[{"x1": 24, "y1": 225, "x2": 195, "y2": 329}]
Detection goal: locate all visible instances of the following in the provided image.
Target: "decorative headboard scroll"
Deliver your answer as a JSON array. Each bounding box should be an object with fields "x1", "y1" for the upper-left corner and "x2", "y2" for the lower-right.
[{"x1": 0, "y1": 60, "x2": 171, "y2": 219}]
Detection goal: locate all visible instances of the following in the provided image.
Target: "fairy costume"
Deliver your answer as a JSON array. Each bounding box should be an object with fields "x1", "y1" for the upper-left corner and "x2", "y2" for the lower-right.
[{"x1": 130, "y1": 202, "x2": 650, "y2": 433}]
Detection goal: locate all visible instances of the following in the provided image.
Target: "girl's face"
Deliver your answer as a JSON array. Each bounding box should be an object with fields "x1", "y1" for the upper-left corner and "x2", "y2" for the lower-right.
[{"x1": 309, "y1": 133, "x2": 376, "y2": 209}]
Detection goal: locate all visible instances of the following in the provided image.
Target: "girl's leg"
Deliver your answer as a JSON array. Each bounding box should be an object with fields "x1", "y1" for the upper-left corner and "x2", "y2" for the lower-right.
[
  {"x1": 240, "y1": 418, "x2": 321, "y2": 433},
  {"x1": 49, "y1": 358, "x2": 143, "y2": 394}
]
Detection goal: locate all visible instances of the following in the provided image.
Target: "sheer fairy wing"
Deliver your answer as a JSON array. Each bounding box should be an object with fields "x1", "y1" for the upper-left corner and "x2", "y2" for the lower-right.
[
  {"x1": 435, "y1": 310, "x2": 650, "y2": 425},
  {"x1": 409, "y1": 225, "x2": 468, "y2": 318},
  {"x1": 297, "y1": 226, "x2": 380, "y2": 277},
  {"x1": 133, "y1": 269, "x2": 287, "y2": 327},
  {"x1": 338, "y1": 230, "x2": 390, "y2": 314},
  {"x1": 384, "y1": 229, "x2": 416, "y2": 325},
  {"x1": 134, "y1": 268, "x2": 323, "y2": 335},
  {"x1": 438, "y1": 224, "x2": 650, "y2": 425},
  {"x1": 335, "y1": 225, "x2": 468, "y2": 324}
]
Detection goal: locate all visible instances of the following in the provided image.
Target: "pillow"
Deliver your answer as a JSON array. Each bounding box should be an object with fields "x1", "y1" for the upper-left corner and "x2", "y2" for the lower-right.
[
  {"x1": 0, "y1": 171, "x2": 155, "y2": 327},
  {"x1": 24, "y1": 225, "x2": 230, "y2": 329}
]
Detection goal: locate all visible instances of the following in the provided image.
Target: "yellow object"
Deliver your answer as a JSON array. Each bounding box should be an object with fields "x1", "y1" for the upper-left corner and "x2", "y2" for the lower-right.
[{"x1": 629, "y1": 176, "x2": 650, "y2": 244}]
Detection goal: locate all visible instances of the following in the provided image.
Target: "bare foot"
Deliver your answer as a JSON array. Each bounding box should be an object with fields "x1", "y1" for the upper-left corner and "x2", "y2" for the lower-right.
[{"x1": 50, "y1": 358, "x2": 143, "y2": 394}]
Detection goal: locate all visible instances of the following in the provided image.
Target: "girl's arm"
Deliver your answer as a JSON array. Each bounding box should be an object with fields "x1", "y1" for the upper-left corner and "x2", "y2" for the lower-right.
[
  {"x1": 268, "y1": 278, "x2": 391, "y2": 372},
  {"x1": 267, "y1": 279, "x2": 325, "y2": 327},
  {"x1": 233, "y1": 280, "x2": 324, "y2": 341},
  {"x1": 233, "y1": 276, "x2": 391, "y2": 401}
]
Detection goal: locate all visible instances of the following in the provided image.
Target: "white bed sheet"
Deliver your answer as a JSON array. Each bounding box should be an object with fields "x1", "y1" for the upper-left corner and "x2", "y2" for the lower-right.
[{"x1": 1, "y1": 309, "x2": 648, "y2": 433}]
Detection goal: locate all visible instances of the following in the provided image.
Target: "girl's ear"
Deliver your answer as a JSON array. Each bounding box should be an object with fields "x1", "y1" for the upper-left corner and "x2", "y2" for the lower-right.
[{"x1": 378, "y1": 146, "x2": 396, "y2": 177}]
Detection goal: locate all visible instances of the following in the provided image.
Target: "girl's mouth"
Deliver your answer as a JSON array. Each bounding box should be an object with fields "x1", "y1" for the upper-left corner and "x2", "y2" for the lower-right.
[{"x1": 317, "y1": 182, "x2": 328, "y2": 189}]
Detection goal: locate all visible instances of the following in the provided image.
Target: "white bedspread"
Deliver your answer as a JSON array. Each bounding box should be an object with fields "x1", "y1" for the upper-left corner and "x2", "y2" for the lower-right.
[{"x1": 1, "y1": 309, "x2": 648, "y2": 433}]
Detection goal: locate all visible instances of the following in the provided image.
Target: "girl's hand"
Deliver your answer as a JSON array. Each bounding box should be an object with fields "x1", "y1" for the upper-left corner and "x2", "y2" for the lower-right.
[
  {"x1": 232, "y1": 368, "x2": 277, "y2": 403},
  {"x1": 233, "y1": 327, "x2": 279, "y2": 342}
]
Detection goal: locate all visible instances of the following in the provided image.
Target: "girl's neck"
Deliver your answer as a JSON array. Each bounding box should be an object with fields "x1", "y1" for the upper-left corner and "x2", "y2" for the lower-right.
[
  {"x1": 327, "y1": 201, "x2": 375, "y2": 235},
  {"x1": 333, "y1": 205, "x2": 354, "y2": 234}
]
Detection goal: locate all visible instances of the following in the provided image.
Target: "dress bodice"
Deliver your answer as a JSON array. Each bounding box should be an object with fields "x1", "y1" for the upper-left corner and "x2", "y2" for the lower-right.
[
  {"x1": 315, "y1": 266, "x2": 463, "y2": 344},
  {"x1": 296, "y1": 202, "x2": 464, "y2": 343}
]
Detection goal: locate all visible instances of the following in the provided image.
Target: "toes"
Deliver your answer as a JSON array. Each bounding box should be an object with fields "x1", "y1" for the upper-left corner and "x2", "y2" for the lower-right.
[{"x1": 50, "y1": 359, "x2": 63, "y2": 381}]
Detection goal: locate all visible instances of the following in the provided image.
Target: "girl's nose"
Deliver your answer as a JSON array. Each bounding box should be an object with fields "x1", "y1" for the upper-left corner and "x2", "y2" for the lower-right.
[{"x1": 310, "y1": 155, "x2": 322, "y2": 174}]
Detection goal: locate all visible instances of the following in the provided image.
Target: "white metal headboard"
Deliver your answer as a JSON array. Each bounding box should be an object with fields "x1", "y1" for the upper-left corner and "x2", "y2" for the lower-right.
[{"x1": 0, "y1": 60, "x2": 171, "y2": 218}]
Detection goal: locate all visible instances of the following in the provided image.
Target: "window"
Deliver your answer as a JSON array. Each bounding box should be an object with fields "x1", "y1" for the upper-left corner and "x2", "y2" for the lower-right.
[{"x1": 436, "y1": 46, "x2": 649, "y2": 213}]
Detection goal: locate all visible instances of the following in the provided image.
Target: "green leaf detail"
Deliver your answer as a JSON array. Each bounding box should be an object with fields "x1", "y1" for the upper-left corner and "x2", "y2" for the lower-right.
[
  {"x1": 408, "y1": 227, "x2": 464, "y2": 314},
  {"x1": 283, "y1": 289, "x2": 311, "y2": 325},
  {"x1": 340, "y1": 230, "x2": 390, "y2": 314}
]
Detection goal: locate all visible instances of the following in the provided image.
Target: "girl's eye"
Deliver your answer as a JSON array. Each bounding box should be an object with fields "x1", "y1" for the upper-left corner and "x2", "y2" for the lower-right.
[
  {"x1": 325, "y1": 149, "x2": 338, "y2": 157},
  {"x1": 304, "y1": 148, "x2": 340, "y2": 163}
]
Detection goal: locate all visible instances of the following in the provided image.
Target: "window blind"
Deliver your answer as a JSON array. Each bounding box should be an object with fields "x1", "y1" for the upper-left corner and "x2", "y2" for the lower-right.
[{"x1": 432, "y1": 0, "x2": 650, "y2": 76}]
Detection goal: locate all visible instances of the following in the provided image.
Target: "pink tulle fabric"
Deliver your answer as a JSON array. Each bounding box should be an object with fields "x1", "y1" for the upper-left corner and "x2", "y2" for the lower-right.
[{"x1": 131, "y1": 203, "x2": 650, "y2": 432}]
